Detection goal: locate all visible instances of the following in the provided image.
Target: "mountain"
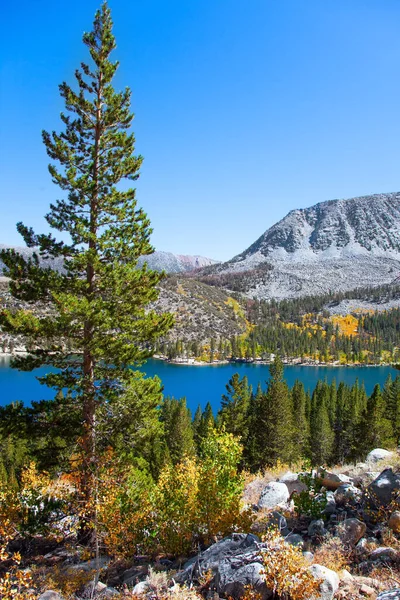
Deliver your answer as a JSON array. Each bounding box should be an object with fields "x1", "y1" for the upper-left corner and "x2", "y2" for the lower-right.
[
  {"x1": 0, "y1": 245, "x2": 218, "y2": 275},
  {"x1": 197, "y1": 192, "x2": 400, "y2": 300},
  {"x1": 137, "y1": 251, "x2": 218, "y2": 273}
]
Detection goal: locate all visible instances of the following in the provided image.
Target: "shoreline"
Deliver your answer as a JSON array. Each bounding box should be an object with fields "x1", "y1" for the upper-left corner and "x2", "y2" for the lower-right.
[
  {"x1": 153, "y1": 355, "x2": 395, "y2": 369},
  {"x1": 0, "y1": 352, "x2": 396, "y2": 370}
]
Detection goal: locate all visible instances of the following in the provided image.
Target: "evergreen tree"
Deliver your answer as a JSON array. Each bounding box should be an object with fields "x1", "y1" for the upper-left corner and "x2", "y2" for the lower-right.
[
  {"x1": 160, "y1": 397, "x2": 195, "y2": 464},
  {"x1": 218, "y1": 373, "x2": 252, "y2": 439},
  {"x1": 0, "y1": 3, "x2": 173, "y2": 534},
  {"x1": 291, "y1": 380, "x2": 309, "y2": 460},
  {"x1": 249, "y1": 356, "x2": 294, "y2": 469},
  {"x1": 309, "y1": 381, "x2": 334, "y2": 465},
  {"x1": 359, "y1": 384, "x2": 392, "y2": 458}
]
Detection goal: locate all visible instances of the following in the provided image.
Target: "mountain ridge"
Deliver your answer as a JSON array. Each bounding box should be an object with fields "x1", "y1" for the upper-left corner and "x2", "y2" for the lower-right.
[{"x1": 196, "y1": 192, "x2": 400, "y2": 299}]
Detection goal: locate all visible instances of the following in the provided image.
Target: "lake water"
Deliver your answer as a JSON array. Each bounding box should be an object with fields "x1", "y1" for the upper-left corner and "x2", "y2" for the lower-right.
[{"x1": 0, "y1": 355, "x2": 398, "y2": 414}]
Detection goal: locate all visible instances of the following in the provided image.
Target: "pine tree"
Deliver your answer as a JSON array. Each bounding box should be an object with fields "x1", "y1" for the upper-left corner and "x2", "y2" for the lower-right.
[
  {"x1": 291, "y1": 380, "x2": 309, "y2": 461},
  {"x1": 218, "y1": 373, "x2": 252, "y2": 439},
  {"x1": 249, "y1": 356, "x2": 294, "y2": 468},
  {"x1": 309, "y1": 381, "x2": 334, "y2": 466},
  {"x1": 160, "y1": 397, "x2": 195, "y2": 464},
  {"x1": 0, "y1": 3, "x2": 173, "y2": 534}
]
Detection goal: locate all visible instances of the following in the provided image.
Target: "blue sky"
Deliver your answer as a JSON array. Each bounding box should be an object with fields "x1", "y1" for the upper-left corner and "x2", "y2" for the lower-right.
[{"x1": 1, "y1": 1, "x2": 400, "y2": 261}]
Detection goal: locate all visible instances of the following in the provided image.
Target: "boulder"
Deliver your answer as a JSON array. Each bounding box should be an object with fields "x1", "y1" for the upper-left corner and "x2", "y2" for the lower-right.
[
  {"x1": 318, "y1": 469, "x2": 353, "y2": 491},
  {"x1": 285, "y1": 533, "x2": 304, "y2": 548},
  {"x1": 132, "y1": 581, "x2": 149, "y2": 596},
  {"x1": 323, "y1": 491, "x2": 337, "y2": 515},
  {"x1": 334, "y1": 483, "x2": 362, "y2": 506},
  {"x1": 377, "y1": 590, "x2": 400, "y2": 600},
  {"x1": 303, "y1": 551, "x2": 314, "y2": 563},
  {"x1": 279, "y1": 471, "x2": 307, "y2": 495},
  {"x1": 258, "y1": 482, "x2": 289, "y2": 510},
  {"x1": 38, "y1": 593, "x2": 65, "y2": 600},
  {"x1": 308, "y1": 564, "x2": 339, "y2": 600},
  {"x1": 308, "y1": 519, "x2": 327, "y2": 538},
  {"x1": 176, "y1": 533, "x2": 271, "y2": 599},
  {"x1": 266, "y1": 511, "x2": 289, "y2": 535},
  {"x1": 215, "y1": 560, "x2": 270, "y2": 599},
  {"x1": 389, "y1": 510, "x2": 400, "y2": 533},
  {"x1": 369, "y1": 547, "x2": 399, "y2": 562},
  {"x1": 366, "y1": 449, "x2": 393, "y2": 463},
  {"x1": 365, "y1": 468, "x2": 400, "y2": 508},
  {"x1": 336, "y1": 518, "x2": 366, "y2": 546}
]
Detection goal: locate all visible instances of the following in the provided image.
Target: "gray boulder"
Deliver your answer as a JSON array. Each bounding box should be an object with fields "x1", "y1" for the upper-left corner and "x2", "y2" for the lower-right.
[
  {"x1": 365, "y1": 468, "x2": 400, "y2": 508},
  {"x1": 308, "y1": 519, "x2": 327, "y2": 538},
  {"x1": 266, "y1": 511, "x2": 289, "y2": 535},
  {"x1": 38, "y1": 593, "x2": 65, "y2": 600},
  {"x1": 279, "y1": 471, "x2": 307, "y2": 495},
  {"x1": 377, "y1": 590, "x2": 400, "y2": 600},
  {"x1": 334, "y1": 483, "x2": 362, "y2": 506},
  {"x1": 323, "y1": 491, "x2": 336, "y2": 515},
  {"x1": 176, "y1": 533, "x2": 271, "y2": 598},
  {"x1": 366, "y1": 448, "x2": 393, "y2": 463},
  {"x1": 214, "y1": 560, "x2": 270, "y2": 599},
  {"x1": 369, "y1": 547, "x2": 399, "y2": 562},
  {"x1": 308, "y1": 564, "x2": 339, "y2": 600},
  {"x1": 285, "y1": 533, "x2": 304, "y2": 548},
  {"x1": 336, "y1": 518, "x2": 366, "y2": 546},
  {"x1": 258, "y1": 482, "x2": 289, "y2": 510}
]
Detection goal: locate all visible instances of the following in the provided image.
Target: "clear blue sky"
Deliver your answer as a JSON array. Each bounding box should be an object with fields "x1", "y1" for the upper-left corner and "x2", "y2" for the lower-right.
[{"x1": 1, "y1": 1, "x2": 400, "y2": 261}]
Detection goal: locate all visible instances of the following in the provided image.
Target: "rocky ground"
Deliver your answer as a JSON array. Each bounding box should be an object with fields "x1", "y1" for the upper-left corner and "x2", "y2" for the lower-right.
[{"x1": 24, "y1": 449, "x2": 400, "y2": 600}]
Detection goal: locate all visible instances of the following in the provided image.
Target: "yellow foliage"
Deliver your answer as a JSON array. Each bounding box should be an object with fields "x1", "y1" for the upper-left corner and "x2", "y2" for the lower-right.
[
  {"x1": 331, "y1": 314, "x2": 359, "y2": 336},
  {"x1": 261, "y1": 529, "x2": 322, "y2": 600}
]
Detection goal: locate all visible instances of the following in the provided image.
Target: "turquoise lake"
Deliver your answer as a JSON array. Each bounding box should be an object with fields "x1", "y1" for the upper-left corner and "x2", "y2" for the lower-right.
[{"x1": 0, "y1": 356, "x2": 398, "y2": 414}]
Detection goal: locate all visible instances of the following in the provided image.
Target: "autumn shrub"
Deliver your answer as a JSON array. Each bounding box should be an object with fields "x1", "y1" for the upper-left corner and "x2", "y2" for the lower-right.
[
  {"x1": 312, "y1": 534, "x2": 350, "y2": 572},
  {"x1": 99, "y1": 429, "x2": 250, "y2": 557},
  {"x1": 97, "y1": 459, "x2": 156, "y2": 557},
  {"x1": 261, "y1": 529, "x2": 321, "y2": 600},
  {"x1": 155, "y1": 457, "x2": 199, "y2": 555},
  {"x1": 197, "y1": 428, "x2": 252, "y2": 544}
]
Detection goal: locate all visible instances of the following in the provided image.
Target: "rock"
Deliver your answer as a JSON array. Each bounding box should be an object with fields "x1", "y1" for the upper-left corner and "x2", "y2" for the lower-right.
[
  {"x1": 176, "y1": 533, "x2": 271, "y2": 599},
  {"x1": 84, "y1": 581, "x2": 119, "y2": 598},
  {"x1": 308, "y1": 519, "x2": 327, "y2": 538},
  {"x1": 132, "y1": 581, "x2": 149, "y2": 596},
  {"x1": 366, "y1": 449, "x2": 393, "y2": 463},
  {"x1": 279, "y1": 471, "x2": 307, "y2": 495},
  {"x1": 360, "y1": 584, "x2": 375, "y2": 596},
  {"x1": 70, "y1": 557, "x2": 110, "y2": 571},
  {"x1": 340, "y1": 569, "x2": 354, "y2": 583},
  {"x1": 337, "y1": 518, "x2": 366, "y2": 546},
  {"x1": 318, "y1": 469, "x2": 353, "y2": 491},
  {"x1": 355, "y1": 538, "x2": 369, "y2": 556},
  {"x1": 285, "y1": 534, "x2": 304, "y2": 548},
  {"x1": 303, "y1": 551, "x2": 314, "y2": 563},
  {"x1": 308, "y1": 564, "x2": 339, "y2": 600},
  {"x1": 369, "y1": 547, "x2": 399, "y2": 562},
  {"x1": 258, "y1": 482, "x2": 289, "y2": 510},
  {"x1": 266, "y1": 511, "x2": 288, "y2": 535},
  {"x1": 389, "y1": 511, "x2": 400, "y2": 532},
  {"x1": 334, "y1": 483, "x2": 362, "y2": 506},
  {"x1": 215, "y1": 560, "x2": 271, "y2": 599},
  {"x1": 365, "y1": 469, "x2": 400, "y2": 508},
  {"x1": 323, "y1": 491, "x2": 337, "y2": 515},
  {"x1": 377, "y1": 590, "x2": 400, "y2": 600},
  {"x1": 38, "y1": 593, "x2": 65, "y2": 600}
]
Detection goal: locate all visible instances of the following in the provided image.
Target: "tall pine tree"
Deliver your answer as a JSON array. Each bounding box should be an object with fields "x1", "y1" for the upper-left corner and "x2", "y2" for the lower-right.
[{"x1": 0, "y1": 3, "x2": 173, "y2": 532}]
